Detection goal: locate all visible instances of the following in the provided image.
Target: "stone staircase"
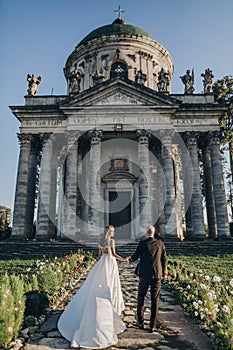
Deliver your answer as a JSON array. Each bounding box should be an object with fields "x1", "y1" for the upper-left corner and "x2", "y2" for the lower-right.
[{"x1": 0, "y1": 239, "x2": 233, "y2": 258}]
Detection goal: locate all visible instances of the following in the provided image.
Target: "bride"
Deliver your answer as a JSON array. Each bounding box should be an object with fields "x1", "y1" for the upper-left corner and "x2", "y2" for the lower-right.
[{"x1": 57, "y1": 225, "x2": 127, "y2": 349}]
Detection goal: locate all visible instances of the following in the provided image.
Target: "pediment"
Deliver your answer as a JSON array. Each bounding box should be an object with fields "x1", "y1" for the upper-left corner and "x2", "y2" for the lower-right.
[
  {"x1": 96, "y1": 91, "x2": 144, "y2": 105},
  {"x1": 60, "y1": 78, "x2": 180, "y2": 109}
]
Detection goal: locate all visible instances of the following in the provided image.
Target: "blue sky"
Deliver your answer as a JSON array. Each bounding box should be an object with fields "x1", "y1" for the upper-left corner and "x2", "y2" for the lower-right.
[{"x1": 0, "y1": 0, "x2": 233, "y2": 210}]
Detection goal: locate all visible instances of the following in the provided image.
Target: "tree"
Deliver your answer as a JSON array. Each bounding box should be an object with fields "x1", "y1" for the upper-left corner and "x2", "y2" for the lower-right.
[
  {"x1": 0, "y1": 205, "x2": 12, "y2": 239},
  {"x1": 212, "y1": 76, "x2": 233, "y2": 220}
]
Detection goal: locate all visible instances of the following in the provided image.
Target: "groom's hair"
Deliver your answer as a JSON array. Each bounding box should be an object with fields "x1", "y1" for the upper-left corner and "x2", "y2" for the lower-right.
[{"x1": 146, "y1": 225, "x2": 155, "y2": 236}]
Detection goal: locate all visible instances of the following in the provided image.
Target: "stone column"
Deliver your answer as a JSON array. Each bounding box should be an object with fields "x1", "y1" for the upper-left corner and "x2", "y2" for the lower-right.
[
  {"x1": 63, "y1": 131, "x2": 80, "y2": 240},
  {"x1": 88, "y1": 129, "x2": 102, "y2": 237},
  {"x1": 172, "y1": 144, "x2": 184, "y2": 240},
  {"x1": 157, "y1": 150, "x2": 166, "y2": 237},
  {"x1": 160, "y1": 130, "x2": 177, "y2": 237},
  {"x1": 48, "y1": 152, "x2": 58, "y2": 239},
  {"x1": 24, "y1": 137, "x2": 40, "y2": 238},
  {"x1": 12, "y1": 133, "x2": 32, "y2": 238},
  {"x1": 81, "y1": 143, "x2": 90, "y2": 235},
  {"x1": 202, "y1": 142, "x2": 217, "y2": 238},
  {"x1": 150, "y1": 144, "x2": 159, "y2": 227},
  {"x1": 209, "y1": 132, "x2": 230, "y2": 237},
  {"x1": 180, "y1": 136, "x2": 193, "y2": 238},
  {"x1": 137, "y1": 129, "x2": 152, "y2": 235},
  {"x1": 185, "y1": 132, "x2": 205, "y2": 238},
  {"x1": 57, "y1": 149, "x2": 66, "y2": 239},
  {"x1": 36, "y1": 133, "x2": 54, "y2": 239},
  {"x1": 76, "y1": 152, "x2": 84, "y2": 239}
]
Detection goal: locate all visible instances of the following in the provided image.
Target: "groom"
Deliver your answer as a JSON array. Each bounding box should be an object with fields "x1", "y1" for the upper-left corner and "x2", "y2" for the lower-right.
[{"x1": 129, "y1": 225, "x2": 167, "y2": 332}]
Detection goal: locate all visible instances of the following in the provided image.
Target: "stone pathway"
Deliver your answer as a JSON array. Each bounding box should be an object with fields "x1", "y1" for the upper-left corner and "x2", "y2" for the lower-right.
[{"x1": 23, "y1": 262, "x2": 213, "y2": 350}]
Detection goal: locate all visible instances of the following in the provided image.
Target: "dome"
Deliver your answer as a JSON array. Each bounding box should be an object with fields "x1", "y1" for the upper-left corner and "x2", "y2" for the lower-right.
[
  {"x1": 64, "y1": 18, "x2": 174, "y2": 94},
  {"x1": 78, "y1": 18, "x2": 153, "y2": 46}
]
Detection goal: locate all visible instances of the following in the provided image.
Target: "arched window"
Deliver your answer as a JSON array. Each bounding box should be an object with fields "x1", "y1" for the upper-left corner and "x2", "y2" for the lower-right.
[{"x1": 110, "y1": 62, "x2": 128, "y2": 79}]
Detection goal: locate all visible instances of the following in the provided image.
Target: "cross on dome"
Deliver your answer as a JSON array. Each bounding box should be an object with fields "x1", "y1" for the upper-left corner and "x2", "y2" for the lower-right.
[{"x1": 114, "y1": 5, "x2": 125, "y2": 19}]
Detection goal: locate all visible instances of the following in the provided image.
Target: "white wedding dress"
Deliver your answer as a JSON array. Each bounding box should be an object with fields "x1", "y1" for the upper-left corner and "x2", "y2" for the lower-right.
[{"x1": 58, "y1": 238, "x2": 126, "y2": 349}]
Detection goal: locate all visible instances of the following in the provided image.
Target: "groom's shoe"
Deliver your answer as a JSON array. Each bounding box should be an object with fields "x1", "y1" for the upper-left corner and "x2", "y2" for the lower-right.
[
  {"x1": 137, "y1": 322, "x2": 144, "y2": 329},
  {"x1": 150, "y1": 327, "x2": 156, "y2": 333}
]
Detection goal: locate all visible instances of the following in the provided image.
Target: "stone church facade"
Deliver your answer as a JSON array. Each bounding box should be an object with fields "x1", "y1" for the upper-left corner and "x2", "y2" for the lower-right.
[{"x1": 10, "y1": 17, "x2": 230, "y2": 242}]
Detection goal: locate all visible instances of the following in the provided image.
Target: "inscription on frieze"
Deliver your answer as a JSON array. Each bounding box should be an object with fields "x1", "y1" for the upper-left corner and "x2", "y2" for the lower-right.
[
  {"x1": 70, "y1": 116, "x2": 169, "y2": 125},
  {"x1": 22, "y1": 119, "x2": 64, "y2": 127},
  {"x1": 174, "y1": 118, "x2": 218, "y2": 125}
]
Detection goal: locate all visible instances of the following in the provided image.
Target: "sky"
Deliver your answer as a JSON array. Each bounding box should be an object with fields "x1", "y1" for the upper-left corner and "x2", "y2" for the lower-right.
[{"x1": 0, "y1": 0, "x2": 233, "y2": 211}]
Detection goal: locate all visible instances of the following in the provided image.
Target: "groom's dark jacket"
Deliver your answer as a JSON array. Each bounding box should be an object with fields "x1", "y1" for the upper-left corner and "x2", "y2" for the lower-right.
[{"x1": 131, "y1": 237, "x2": 167, "y2": 279}]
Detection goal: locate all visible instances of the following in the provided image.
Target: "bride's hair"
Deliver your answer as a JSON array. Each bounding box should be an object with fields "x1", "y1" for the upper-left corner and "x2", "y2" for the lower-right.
[
  {"x1": 98, "y1": 225, "x2": 114, "y2": 247},
  {"x1": 104, "y1": 225, "x2": 114, "y2": 240}
]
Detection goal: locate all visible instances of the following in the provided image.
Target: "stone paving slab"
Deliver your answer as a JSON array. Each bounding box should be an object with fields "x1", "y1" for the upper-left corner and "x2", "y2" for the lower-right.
[{"x1": 23, "y1": 261, "x2": 213, "y2": 350}]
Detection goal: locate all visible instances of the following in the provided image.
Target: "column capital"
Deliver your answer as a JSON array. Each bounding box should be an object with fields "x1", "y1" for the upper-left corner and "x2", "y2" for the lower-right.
[
  {"x1": 39, "y1": 132, "x2": 53, "y2": 146},
  {"x1": 159, "y1": 129, "x2": 174, "y2": 144},
  {"x1": 207, "y1": 131, "x2": 221, "y2": 146},
  {"x1": 67, "y1": 130, "x2": 80, "y2": 145},
  {"x1": 17, "y1": 133, "x2": 32, "y2": 145},
  {"x1": 183, "y1": 131, "x2": 200, "y2": 146},
  {"x1": 88, "y1": 129, "x2": 103, "y2": 145},
  {"x1": 136, "y1": 129, "x2": 151, "y2": 144}
]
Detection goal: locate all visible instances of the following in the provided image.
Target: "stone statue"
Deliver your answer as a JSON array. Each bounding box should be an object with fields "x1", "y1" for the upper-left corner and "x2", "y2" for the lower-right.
[
  {"x1": 27, "y1": 74, "x2": 41, "y2": 96},
  {"x1": 180, "y1": 69, "x2": 195, "y2": 94},
  {"x1": 68, "y1": 69, "x2": 81, "y2": 94},
  {"x1": 157, "y1": 68, "x2": 170, "y2": 92},
  {"x1": 92, "y1": 69, "x2": 105, "y2": 86},
  {"x1": 135, "y1": 69, "x2": 147, "y2": 85},
  {"x1": 201, "y1": 68, "x2": 214, "y2": 94}
]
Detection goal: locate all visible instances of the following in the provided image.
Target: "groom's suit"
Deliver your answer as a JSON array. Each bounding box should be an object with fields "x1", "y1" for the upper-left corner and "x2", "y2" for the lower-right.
[{"x1": 130, "y1": 236, "x2": 167, "y2": 330}]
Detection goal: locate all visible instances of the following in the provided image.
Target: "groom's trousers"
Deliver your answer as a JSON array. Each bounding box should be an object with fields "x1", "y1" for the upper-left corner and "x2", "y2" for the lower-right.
[{"x1": 137, "y1": 277, "x2": 161, "y2": 329}]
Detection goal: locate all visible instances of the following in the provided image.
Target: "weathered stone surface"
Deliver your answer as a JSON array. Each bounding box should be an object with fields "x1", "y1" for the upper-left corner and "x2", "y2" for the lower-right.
[
  {"x1": 118, "y1": 328, "x2": 164, "y2": 348},
  {"x1": 47, "y1": 331, "x2": 63, "y2": 338},
  {"x1": 39, "y1": 313, "x2": 60, "y2": 333},
  {"x1": 38, "y1": 338, "x2": 70, "y2": 348}
]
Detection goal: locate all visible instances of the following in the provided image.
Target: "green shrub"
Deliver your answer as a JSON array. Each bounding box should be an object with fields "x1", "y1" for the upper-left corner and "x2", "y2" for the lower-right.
[
  {"x1": 0, "y1": 274, "x2": 25, "y2": 349},
  {"x1": 25, "y1": 290, "x2": 49, "y2": 317}
]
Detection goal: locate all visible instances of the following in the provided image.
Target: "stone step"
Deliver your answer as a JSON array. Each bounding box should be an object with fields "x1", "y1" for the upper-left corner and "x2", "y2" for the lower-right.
[{"x1": 0, "y1": 239, "x2": 233, "y2": 258}]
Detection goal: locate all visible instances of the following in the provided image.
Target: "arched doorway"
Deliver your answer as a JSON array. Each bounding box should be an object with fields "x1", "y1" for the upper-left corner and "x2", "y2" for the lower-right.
[{"x1": 102, "y1": 172, "x2": 137, "y2": 239}]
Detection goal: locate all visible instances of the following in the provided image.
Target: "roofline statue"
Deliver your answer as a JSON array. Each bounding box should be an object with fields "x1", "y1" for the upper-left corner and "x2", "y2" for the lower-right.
[
  {"x1": 157, "y1": 68, "x2": 170, "y2": 92},
  {"x1": 27, "y1": 74, "x2": 41, "y2": 96},
  {"x1": 201, "y1": 68, "x2": 214, "y2": 94},
  {"x1": 180, "y1": 69, "x2": 195, "y2": 94}
]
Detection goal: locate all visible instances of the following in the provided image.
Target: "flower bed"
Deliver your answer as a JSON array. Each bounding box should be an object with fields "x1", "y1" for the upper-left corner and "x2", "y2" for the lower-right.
[
  {"x1": 164, "y1": 255, "x2": 233, "y2": 350},
  {"x1": 0, "y1": 249, "x2": 95, "y2": 349}
]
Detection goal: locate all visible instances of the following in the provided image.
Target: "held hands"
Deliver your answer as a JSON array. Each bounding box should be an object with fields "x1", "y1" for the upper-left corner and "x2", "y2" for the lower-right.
[{"x1": 124, "y1": 256, "x2": 131, "y2": 263}]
